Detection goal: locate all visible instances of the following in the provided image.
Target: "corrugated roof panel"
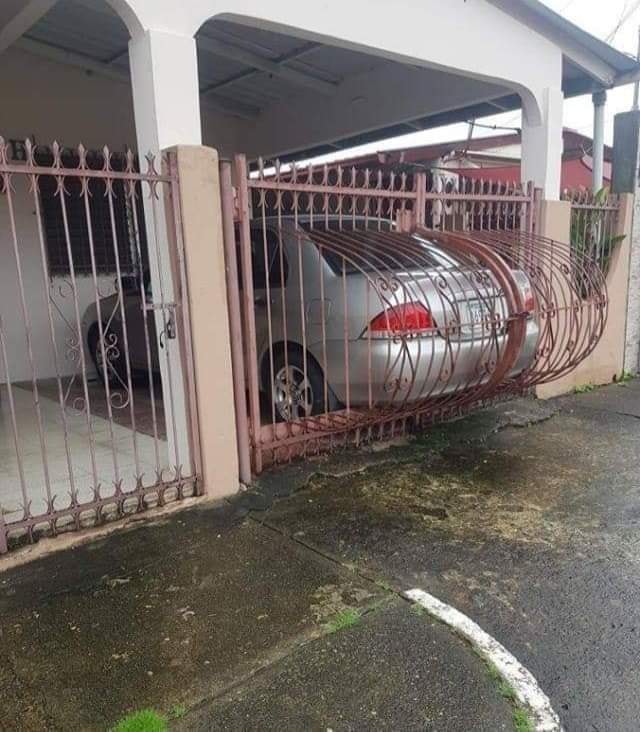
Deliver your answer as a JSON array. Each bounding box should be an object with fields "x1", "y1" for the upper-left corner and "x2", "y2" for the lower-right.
[
  {"x1": 288, "y1": 45, "x2": 378, "y2": 78},
  {"x1": 201, "y1": 18, "x2": 305, "y2": 59},
  {"x1": 196, "y1": 50, "x2": 249, "y2": 87},
  {"x1": 28, "y1": 0, "x2": 128, "y2": 62}
]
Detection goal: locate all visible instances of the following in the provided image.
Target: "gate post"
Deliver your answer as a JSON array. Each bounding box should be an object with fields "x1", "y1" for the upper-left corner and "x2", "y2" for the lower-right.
[
  {"x1": 535, "y1": 199, "x2": 572, "y2": 400},
  {"x1": 167, "y1": 145, "x2": 239, "y2": 498}
]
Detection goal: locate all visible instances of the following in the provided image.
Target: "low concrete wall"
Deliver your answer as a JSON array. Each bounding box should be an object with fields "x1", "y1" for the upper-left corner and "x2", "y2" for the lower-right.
[{"x1": 537, "y1": 193, "x2": 634, "y2": 399}]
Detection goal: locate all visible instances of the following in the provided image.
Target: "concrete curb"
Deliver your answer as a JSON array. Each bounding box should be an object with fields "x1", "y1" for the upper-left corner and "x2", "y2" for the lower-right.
[{"x1": 404, "y1": 588, "x2": 562, "y2": 732}]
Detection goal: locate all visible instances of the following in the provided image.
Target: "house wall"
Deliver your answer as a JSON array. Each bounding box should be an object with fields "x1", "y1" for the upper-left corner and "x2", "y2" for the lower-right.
[{"x1": 0, "y1": 47, "x2": 241, "y2": 383}]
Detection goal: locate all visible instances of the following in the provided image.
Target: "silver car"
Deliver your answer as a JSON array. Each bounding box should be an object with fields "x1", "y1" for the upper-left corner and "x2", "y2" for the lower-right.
[{"x1": 83, "y1": 219, "x2": 539, "y2": 422}]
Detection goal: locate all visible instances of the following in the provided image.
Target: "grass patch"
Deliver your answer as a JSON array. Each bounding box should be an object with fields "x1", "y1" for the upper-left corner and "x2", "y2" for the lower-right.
[
  {"x1": 111, "y1": 710, "x2": 167, "y2": 732},
  {"x1": 410, "y1": 602, "x2": 426, "y2": 617},
  {"x1": 373, "y1": 578, "x2": 393, "y2": 592},
  {"x1": 325, "y1": 608, "x2": 361, "y2": 633},
  {"x1": 485, "y1": 662, "x2": 533, "y2": 732},
  {"x1": 485, "y1": 660, "x2": 501, "y2": 683},
  {"x1": 616, "y1": 370, "x2": 635, "y2": 386},
  {"x1": 574, "y1": 383, "x2": 595, "y2": 394},
  {"x1": 512, "y1": 707, "x2": 534, "y2": 732},
  {"x1": 169, "y1": 704, "x2": 187, "y2": 720},
  {"x1": 498, "y1": 680, "x2": 517, "y2": 703}
]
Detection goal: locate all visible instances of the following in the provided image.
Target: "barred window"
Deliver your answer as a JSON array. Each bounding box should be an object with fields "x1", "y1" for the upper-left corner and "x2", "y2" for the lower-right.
[{"x1": 36, "y1": 148, "x2": 147, "y2": 277}]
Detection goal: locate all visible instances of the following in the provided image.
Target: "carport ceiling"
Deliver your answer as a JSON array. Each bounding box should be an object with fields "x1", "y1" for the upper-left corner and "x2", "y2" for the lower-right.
[
  {"x1": 16, "y1": 0, "x2": 383, "y2": 123},
  {"x1": 7, "y1": 0, "x2": 640, "y2": 159}
]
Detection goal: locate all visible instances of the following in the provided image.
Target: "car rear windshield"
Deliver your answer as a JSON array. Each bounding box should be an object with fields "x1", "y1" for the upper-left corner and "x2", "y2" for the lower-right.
[{"x1": 298, "y1": 222, "x2": 443, "y2": 275}]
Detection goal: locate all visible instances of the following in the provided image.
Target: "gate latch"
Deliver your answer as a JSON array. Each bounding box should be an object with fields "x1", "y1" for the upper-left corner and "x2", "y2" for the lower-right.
[{"x1": 144, "y1": 302, "x2": 178, "y2": 344}]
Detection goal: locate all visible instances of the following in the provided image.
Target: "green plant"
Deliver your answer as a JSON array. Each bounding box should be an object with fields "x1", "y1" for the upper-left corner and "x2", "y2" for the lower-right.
[
  {"x1": 111, "y1": 710, "x2": 167, "y2": 732},
  {"x1": 498, "y1": 680, "x2": 517, "y2": 703},
  {"x1": 616, "y1": 370, "x2": 635, "y2": 385},
  {"x1": 569, "y1": 186, "x2": 625, "y2": 281},
  {"x1": 512, "y1": 708, "x2": 534, "y2": 732},
  {"x1": 169, "y1": 704, "x2": 187, "y2": 720},
  {"x1": 574, "y1": 383, "x2": 595, "y2": 394},
  {"x1": 484, "y1": 662, "x2": 532, "y2": 732},
  {"x1": 326, "y1": 608, "x2": 361, "y2": 633}
]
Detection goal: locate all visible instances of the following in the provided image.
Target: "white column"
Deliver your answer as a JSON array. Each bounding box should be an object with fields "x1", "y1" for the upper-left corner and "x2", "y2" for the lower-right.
[
  {"x1": 129, "y1": 29, "x2": 202, "y2": 150},
  {"x1": 592, "y1": 90, "x2": 607, "y2": 191},
  {"x1": 521, "y1": 87, "x2": 564, "y2": 200},
  {"x1": 128, "y1": 29, "x2": 202, "y2": 473}
]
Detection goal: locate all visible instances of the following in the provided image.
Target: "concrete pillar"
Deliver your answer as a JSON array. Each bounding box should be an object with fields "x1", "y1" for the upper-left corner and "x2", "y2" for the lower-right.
[
  {"x1": 521, "y1": 87, "x2": 564, "y2": 200},
  {"x1": 626, "y1": 187, "x2": 640, "y2": 374},
  {"x1": 612, "y1": 111, "x2": 640, "y2": 374},
  {"x1": 168, "y1": 146, "x2": 239, "y2": 498},
  {"x1": 127, "y1": 29, "x2": 201, "y2": 471},
  {"x1": 612, "y1": 110, "x2": 640, "y2": 194},
  {"x1": 592, "y1": 90, "x2": 607, "y2": 191},
  {"x1": 128, "y1": 30, "x2": 202, "y2": 151}
]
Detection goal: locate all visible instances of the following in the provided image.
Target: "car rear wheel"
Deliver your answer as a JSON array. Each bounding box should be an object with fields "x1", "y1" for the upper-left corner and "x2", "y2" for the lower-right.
[{"x1": 270, "y1": 349, "x2": 338, "y2": 422}]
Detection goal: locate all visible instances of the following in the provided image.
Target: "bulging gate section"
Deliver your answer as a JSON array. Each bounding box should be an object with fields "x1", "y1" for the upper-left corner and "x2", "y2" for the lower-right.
[{"x1": 221, "y1": 156, "x2": 608, "y2": 475}]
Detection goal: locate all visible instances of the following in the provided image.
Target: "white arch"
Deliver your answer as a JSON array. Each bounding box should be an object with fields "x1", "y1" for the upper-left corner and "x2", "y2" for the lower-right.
[
  {"x1": 103, "y1": 0, "x2": 144, "y2": 37},
  {"x1": 119, "y1": 0, "x2": 562, "y2": 193},
  {"x1": 115, "y1": 0, "x2": 559, "y2": 121}
]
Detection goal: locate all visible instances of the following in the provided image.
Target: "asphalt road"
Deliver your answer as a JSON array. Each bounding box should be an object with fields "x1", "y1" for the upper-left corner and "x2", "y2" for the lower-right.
[{"x1": 258, "y1": 382, "x2": 640, "y2": 732}]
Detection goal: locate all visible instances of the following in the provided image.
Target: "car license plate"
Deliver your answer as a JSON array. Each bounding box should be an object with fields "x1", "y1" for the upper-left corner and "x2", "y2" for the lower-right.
[{"x1": 468, "y1": 301, "x2": 486, "y2": 325}]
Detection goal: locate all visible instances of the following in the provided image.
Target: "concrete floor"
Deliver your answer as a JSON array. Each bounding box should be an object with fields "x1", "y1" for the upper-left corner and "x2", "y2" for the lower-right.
[
  {"x1": 255, "y1": 381, "x2": 640, "y2": 732},
  {"x1": 0, "y1": 382, "x2": 169, "y2": 521},
  {"x1": 2, "y1": 382, "x2": 640, "y2": 730},
  {"x1": 0, "y1": 501, "x2": 513, "y2": 731}
]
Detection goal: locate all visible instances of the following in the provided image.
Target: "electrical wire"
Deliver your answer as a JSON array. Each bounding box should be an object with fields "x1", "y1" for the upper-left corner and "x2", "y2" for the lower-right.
[{"x1": 606, "y1": 0, "x2": 640, "y2": 43}]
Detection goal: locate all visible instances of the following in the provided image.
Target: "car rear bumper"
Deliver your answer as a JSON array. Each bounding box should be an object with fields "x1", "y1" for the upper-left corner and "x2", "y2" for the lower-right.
[{"x1": 314, "y1": 319, "x2": 539, "y2": 406}]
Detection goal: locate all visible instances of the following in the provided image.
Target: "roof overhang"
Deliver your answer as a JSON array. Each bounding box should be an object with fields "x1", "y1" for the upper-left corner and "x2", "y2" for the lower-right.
[
  {"x1": 2, "y1": 0, "x2": 640, "y2": 162},
  {"x1": 487, "y1": 0, "x2": 640, "y2": 92}
]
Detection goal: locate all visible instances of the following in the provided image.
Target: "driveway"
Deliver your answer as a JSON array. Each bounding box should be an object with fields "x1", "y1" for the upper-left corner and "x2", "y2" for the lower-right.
[
  {"x1": 255, "y1": 380, "x2": 640, "y2": 731},
  {"x1": 1, "y1": 381, "x2": 638, "y2": 730}
]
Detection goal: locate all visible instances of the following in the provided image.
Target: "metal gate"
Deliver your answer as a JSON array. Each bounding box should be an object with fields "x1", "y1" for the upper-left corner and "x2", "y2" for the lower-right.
[
  {"x1": 221, "y1": 155, "x2": 608, "y2": 475},
  {"x1": 0, "y1": 137, "x2": 201, "y2": 552}
]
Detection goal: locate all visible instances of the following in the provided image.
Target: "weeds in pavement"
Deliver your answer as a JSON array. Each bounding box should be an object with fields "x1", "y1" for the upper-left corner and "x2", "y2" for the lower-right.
[
  {"x1": 169, "y1": 704, "x2": 187, "y2": 720},
  {"x1": 574, "y1": 383, "x2": 595, "y2": 394},
  {"x1": 616, "y1": 370, "x2": 635, "y2": 386},
  {"x1": 374, "y1": 578, "x2": 393, "y2": 592},
  {"x1": 326, "y1": 608, "x2": 361, "y2": 633},
  {"x1": 111, "y1": 710, "x2": 167, "y2": 732},
  {"x1": 497, "y1": 680, "x2": 517, "y2": 703},
  {"x1": 484, "y1": 662, "x2": 533, "y2": 732},
  {"x1": 410, "y1": 603, "x2": 426, "y2": 617},
  {"x1": 512, "y1": 708, "x2": 534, "y2": 732},
  {"x1": 486, "y1": 661, "x2": 502, "y2": 683}
]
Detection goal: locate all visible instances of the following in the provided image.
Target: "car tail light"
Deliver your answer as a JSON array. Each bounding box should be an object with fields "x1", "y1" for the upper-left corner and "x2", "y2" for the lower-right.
[
  {"x1": 521, "y1": 283, "x2": 535, "y2": 313},
  {"x1": 524, "y1": 292, "x2": 535, "y2": 312},
  {"x1": 368, "y1": 302, "x2": 435, "y2": 335}
]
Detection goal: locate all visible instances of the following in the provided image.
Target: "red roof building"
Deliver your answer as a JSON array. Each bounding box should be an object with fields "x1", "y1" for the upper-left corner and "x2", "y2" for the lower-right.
[{"x1": 331, "y1": 129, "x2": 612, "y2": 191}]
